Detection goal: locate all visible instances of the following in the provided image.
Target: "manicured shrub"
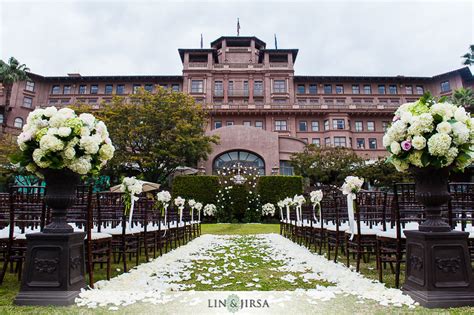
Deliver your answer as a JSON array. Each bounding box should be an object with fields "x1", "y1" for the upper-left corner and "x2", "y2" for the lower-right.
[
  {"x1": 171, "y1": 175, "x2": 219, "y2": 205},
  {"x1": 257, "y1": 176, "x2": 303, "y2": 205}
]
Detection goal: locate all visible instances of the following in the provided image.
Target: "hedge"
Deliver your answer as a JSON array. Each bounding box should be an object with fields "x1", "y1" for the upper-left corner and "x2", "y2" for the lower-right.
[
  {"x1": 171, "y1": 175, "x2": 219, "y2": 205},
  {"x1": 257, "y1": 176, "x2": 303, "y2": 205}
]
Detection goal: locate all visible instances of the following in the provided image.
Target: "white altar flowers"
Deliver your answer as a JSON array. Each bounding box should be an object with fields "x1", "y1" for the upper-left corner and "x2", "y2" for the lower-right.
[
  {"x1": 262, "y1": 203, "x2": 276, "y2": 216},
  {"x1": 174, "y1": 196, "x2": 186, "y2": 222},
  {"x1": 119, "y1": 177, "x2": 143, "y2": 226},
  {"x1": 341, "y1": 176, "x2": 364, "y2": 240},
  {"x1": 310, "y1": 190, "x2": 323, "y2": 222},
  {"x1": 15, "y1": 106, "x2": 114, "y2": 177},
  {"x1": 383, "y1": 97, "x2": 474, "y2": 172},
  {"x1": 203, "y1": 204, "x2": 217, "y2": 217}
]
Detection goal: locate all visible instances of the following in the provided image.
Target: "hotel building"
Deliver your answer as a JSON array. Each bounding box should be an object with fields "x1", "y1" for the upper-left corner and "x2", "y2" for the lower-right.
[{"x1": 1, "y1": 36, "x2": 473, "y2": 175}]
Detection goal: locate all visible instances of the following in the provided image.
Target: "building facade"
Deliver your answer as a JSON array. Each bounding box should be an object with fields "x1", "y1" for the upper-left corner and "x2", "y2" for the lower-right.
[{"x1": 1, "y1": 36, "x2": 473, "y2": 175}]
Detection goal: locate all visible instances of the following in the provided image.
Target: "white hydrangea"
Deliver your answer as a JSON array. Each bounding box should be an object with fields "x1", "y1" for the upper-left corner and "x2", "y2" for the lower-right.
[
  {"x1": 427, "y1": 133, "x2": 452, "y2": 156},
  {"x1": 445, "y1": 147, "x2": 459, "y2": 166},
  {"x1": 188, "y1": 199, "x2": 196, "y2": 208},
  {"x1": 408, "y1": 150, "x2": 424, "y2": 168},
  {"x1": 436, "y1": 121, "x2": 452, "y2": 134},
  {"x1": 79, "y1": 135, "x2": 101, "y2": 155},
  {"x1": 262, "y1": 203, "x2": 276, "y2": 216},
  {"x1": 310, "y1": 190, "x2": 323, "y2": 205},
  {"x1": 392, "y1": 158, "x2": 409, "y2": 172},
  {"x1": 43, "y1": 106, "x2": 57, "y2": 118},
  {"x1": 454, "y1": 106, "x2": 469, "y2": 123},
  {"x1": 341, "y1": 176, "x2": 364, "y2": 195},
  {"x1": 57, "y1": 127, "x2": 72, "y2": 137},
  {"x1": 157, "y1": 190, "x2": 172, "y2": 204},
  {"x1": 39, "y1": 134, "x2": 64, "y2": 152},
  {"x1": 412, "y1": 136, "x2": 427, "y2": 150},
  {"x1": 431, "y1": 102, "x2": 455, "y2": 120},
  {"x1": 32, "y1": 148, "x2": 50, "y2": 168},
  {"x1": 451, "y1": 122, "x2": 470, "y2": 145},
  {"x1": 99, "y1": 143, "x2": 115, "y2": 161},
  {"x1": 174, "y1": 197, "x2": 185, "y2": 207},
  {"x1": 67, "y1": 156, "x2": 92, "y2": 175},
  {"x1": 203, "y1": 204, "x2": 217, "y2": 216},
  {"x1": 79, "y1": 113, "x2": 96, "y2": 127},
  {"x1": 194, "y1": 202, "x2": 203, "y2": 211},
  {"x1": 293, "y1": 195, "x2": 306, "y2": 206},
  {"x1": 407, "y1": 114, "x2": 434, "y2": 136}
]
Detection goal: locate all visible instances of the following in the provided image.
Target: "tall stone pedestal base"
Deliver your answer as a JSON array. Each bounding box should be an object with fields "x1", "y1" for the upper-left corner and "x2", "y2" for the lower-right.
[
  {"x1": 402, "y1": 230, "x2": 474, "y2": 308},
  {"x1": 14, "y1": 232, "x2": 86, "y2": 306}
]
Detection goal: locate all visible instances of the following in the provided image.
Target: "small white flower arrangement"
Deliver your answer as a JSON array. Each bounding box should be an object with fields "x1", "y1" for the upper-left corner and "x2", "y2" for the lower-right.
[
  {"x1": 174, "y1": 196, "x2": 185, "y2": 208},
  {"x1": 194, "y1": 202, "x2": 203, "y2": 212},
  {"x1": 14, "y1": 106, "x2": 114, "y2": 177},
  {"x1": 310, "y1": 190, "x2": 323, "y2": 205},
  {"x1": 293, "y1": 194, "x2": 306, "y2": 206},
  {"x1": 156, "y1": 190, "x2": 172, "y2": 205},
  {"x1": 262, "y1": 203, "x2": 276, "y2": 216},
  {"x1": 203, "y1": 204, "x2": 217, "y2": 216},
  {"x1": 188, "y1": 199, "x2": 196, "y2": 208},
  {"x1": 119, "y1": 176, "x2": 143, "y2": 214},
  {"x1": 341, "y1": 176, "x2": 364, "y2": 195},
  {"x1": 383, "y1": 96, "x2": 474, "y2": 172}
]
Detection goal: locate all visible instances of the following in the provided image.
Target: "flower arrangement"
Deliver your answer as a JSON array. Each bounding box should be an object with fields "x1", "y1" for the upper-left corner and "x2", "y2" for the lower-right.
[
  {"x1": 14, "y1": 106, "x2": 114, "y2": 177},
  {"x1": 174, "y1": 196, "x2": 186, "y2": 222},
  {"x1": 341, "y1": 176, "x2": 364, "y2": 195},
  {"x1": 194, "y1": 202, "x2": 203, "y2": 221},
  {"x1": 119, "y1": 176, "x2": 143, "y2": 215},
  {"x1": 310, "y1": 190, "x2": 323, "y2": 205},
  {"x1": 156, "y1": 190, "x2": 172, "y2": 206},
  {"x1": 262, "y1": 203, "x2": 276, "y2": 216},
  {"x1": 383, "y1": 96, "x2": 474, "y2": 172},
  {"x1": 203, "y1": 204, "x2": 217, "y2": 216},
  {"x1": 293, "y1": 195, "x2": 306, "y2": 206}
]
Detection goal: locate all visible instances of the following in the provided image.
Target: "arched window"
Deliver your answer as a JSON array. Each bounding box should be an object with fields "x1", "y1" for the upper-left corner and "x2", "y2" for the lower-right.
[
  {"x1": 213, "y1": 150, "x2": 265, "y2": 175},
  {"x1": 14, "y1": 117, "x2": 24, "y2": 129}
]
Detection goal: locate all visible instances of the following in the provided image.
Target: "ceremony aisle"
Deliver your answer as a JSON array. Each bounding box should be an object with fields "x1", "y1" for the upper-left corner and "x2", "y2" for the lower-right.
[{"x1": 75, "y1": 231, "x2": 417, "y2": 313}]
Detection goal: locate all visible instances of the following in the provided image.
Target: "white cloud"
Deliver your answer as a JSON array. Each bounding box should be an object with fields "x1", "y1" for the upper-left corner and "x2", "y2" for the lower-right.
[{"x1": 0, "y1": 0, "x2": 472, "y2": 77}]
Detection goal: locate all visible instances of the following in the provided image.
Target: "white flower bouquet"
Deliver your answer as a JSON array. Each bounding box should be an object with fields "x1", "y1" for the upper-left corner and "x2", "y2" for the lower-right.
[
  {"x1": 14, "y1": 106, "x2": 114, "y2": 177},
  {"x1": 119, "y1": 176, "x2": 143, "y2": 215},
  {"x1": 156, "y1": 190, "x2": 172, "y2": 206},
  {"x1": 203, "y1": 204, "x2": 217, "y2": 217},
  {"x1": 341, "y1": 176, "x2": 364, "y2": 195},
  {"x1": 383, "y1": 96, "x2": 473, "y2": 172},
  {"x1": 293, "y1": 194, "x2": 306, "y2": 206},
  {"x1": 262, "y1": 203, "x2": 276, "y2": 216},
  {"x1": 310, "y1": 190, "x2": 323, "y2": 205}
]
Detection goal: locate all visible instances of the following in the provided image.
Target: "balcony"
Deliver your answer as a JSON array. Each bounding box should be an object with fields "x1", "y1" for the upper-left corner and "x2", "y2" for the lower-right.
[
  {"x1": 228, "y1": 89, "x2": 249, "y2": 97},
  {"x1": 269, "y1": 63, "x2": 288, "y2": 68},
  {"x1": 188, "y1": 62, "x2": 208, "y2": 68}
]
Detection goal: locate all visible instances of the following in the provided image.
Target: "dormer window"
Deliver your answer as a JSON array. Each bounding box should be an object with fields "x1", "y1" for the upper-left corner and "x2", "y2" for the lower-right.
[
  {"x1": 189, "y1": 54, "x2": 208, "y2": 63},
  {"x1": 269, "y1": 54, "x2": 288, "y2": 63}
]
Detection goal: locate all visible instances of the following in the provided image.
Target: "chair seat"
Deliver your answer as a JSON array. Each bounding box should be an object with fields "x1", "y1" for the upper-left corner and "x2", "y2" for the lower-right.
[
  {"x1": 326, "y1": 224, "x2": 349, "y2": 232},
  {"x1": 87, "y1": 232, "x2": 112, "y2": 241},
  {"x1": 345, "y1": 227, "x2": 381, "y2": 236}
]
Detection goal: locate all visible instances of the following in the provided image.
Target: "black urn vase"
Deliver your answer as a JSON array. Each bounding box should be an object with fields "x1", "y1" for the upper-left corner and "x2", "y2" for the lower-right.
[
  {"x1": 14, "y1": 168, "x2": 86, "y2": 306},
  {"x1": 402, "y1": 167, "x2": 474, "y2": 308}
]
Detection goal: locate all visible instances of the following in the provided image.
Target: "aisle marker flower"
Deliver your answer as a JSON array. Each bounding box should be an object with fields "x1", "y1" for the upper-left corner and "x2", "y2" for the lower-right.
[
  {"x1": 310, "y1": 190, "x2": 323, "y2": 222},
  {"x1": 293, "y1": 195, "x2": 306, "y2": 223},
  {"x1": 119, "y1": 176, "x2": 143, "y2": 228},
  {"x1": 341, "y1": 176, "x2": 364, "y2": 240},
  {"x1": 174, "y1": 197, "x2": 186, "y2": 222},
  {"x1": 277, "y1": 200, "x2": 285, "y2": 221},
  {"x1": 262, "y1": 203, "x2": 276, "y2": 216},
  {"x1": 156, "y1": 190, "x2": 171, "y2": 230},
  {"x1": 203, "y1": 204, "x2": 217, "y2": 217}
]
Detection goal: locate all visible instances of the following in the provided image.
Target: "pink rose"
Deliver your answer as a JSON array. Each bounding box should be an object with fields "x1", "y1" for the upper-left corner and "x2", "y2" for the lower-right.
[{"x1": 401, "y1": 140, "x2": 412, "y2": 151}]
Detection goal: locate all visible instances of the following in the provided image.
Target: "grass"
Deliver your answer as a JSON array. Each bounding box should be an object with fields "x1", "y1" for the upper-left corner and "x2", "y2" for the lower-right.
[{"x1": 0, "y1": 223, "x2": 473, "y2": 314}]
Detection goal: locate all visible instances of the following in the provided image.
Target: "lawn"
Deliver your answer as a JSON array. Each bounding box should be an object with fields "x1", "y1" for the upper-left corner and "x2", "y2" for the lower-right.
[{"x1": 201, "y1": 223, "x2": 279, "y2": 235}]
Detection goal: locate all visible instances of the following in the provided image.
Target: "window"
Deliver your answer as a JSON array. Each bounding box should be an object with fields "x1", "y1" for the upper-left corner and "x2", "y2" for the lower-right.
[
  {"x1": 405, "y1": 86, "x2": 413, "y2": 94},
  {"x1": 191, "y1": 80, "x2": 204, "y2": 93},
  {"x1": 214, "y1": 121, "x2": 222, "y2": 129},
  {"x1": 14, "y1": 117, "x2": 23, "y2": 129},
  {"x1": 333, "y1": 119, "x2": 345, "y2": 130},
  {"x1": 440, "y1": 81, "x2": 451, "y2": 93},
  {"x1": 363, "y1": 85, "x2": 372, "y2": 94},
  {"x1": 309, "y1": 84, "x2": 317, "y2": 94},
  {"x1": 226, "y1": 121, "x2": 234, "y2": 126},
  {"x1": 172, "y1": 84, "x2": 180, "y2": 92},
  {"x1": 133, "y1": 84, "x2": 141, "y2": 94},
  {"x1": 105, "y1": 84, "x2": 113, "y2": 95},
  {"x1": 214, "y1": 81, "x2": 223, "y2": 96},
  {"x1": 214, "y1": 150, "x2": 265, "y2": 175},
  {"x1": 144, "y1": 84, "x2": 153, "y2": 92},
  {"x1": 367, "y1": 121, "x2": 375, "y2": 131},
  {"x1": 389, "y1": 85, "x2": 398, "y2": 94},
  {"x1": 355, "y1": 121, "x2": 363, "y2": 132},
  {"x1": 243, "y1": 121, "x2": 251, "y2": 126},
  {"x1": 311, "y1": 121, "x2": 319, "y2": 131},
  {"x1": 279, "y1": 161, "x2": 294, "y2": 176},
  {"x1": 334, "y1": 137, "x2": 346, "y2": 147},
  {"x1": 324, "y1": 84, "x2": 332, "y2": 94},
  {"x1": 25, "y1": 81, "x2": 35, "y2": 92},
  {"x1": 416, "y1": 85, "x2": 424, "y2": 95},
  {"x1": 90, "y1": 85, "x2": 98, "y2": 94},
  {"x1": 378, "y1": 85, "x2": 386, "y2": 94},
  {"x1": 336, "y1": 85, "x2": 344, "y2": 94},
  {"x1": 255, "y1": 121, "x2": 263, "y2": 129},
  {"x1": 352, "y1": 85, "x2": 360, "y2": 94},
  {"x1": 23, "y1": 97, "x2": 33, "y2": 108},
  {"x1": 369, "y1": 138, "x2": 377, "y2": 149},
  {"x1": 382, "y1": 121, "x2": 390, "y2": 132},
  {"x1": 275, "y1": 120, "x2": 287, "y2": 131},
  {"x1": 273, "y1": 80, "x2": 286, "y2": 93},
  {"x1": 254, "y1": 81, "x2": 263, "y2": 96},
  {"x1": 51, "y1": 85, "x2": 60, "y2": 94},
  {"x1": 324, "y1": 137, "x2": 331, "y2": 147},
  {"x1": 79, "y1": 85, "x2": 87, "y2": 94},
  {"x1": 324, "y1": 120, "x2": 329, "y2": 131},
  {"x1": 243, "y1": 81, "x2": 249, "y2": 96},
  {"x1": 297, "y1": 85, "x2": 305, "y2": 94},
  {"x1": 356, "y1": 138, "x2": 365, "y2": 149},
  {"x1": 0, "y1": 114, "x2": 3, "y2": 124},
  {"x1": 62, "y1": 85, "x2": 71, "y2": 94},
  {"x1": 116, "y1": 84, "x2": 125, "y2": 94},
  {"x1": 312, "y1": 138, "x2": 321, "y2": 147},
  {"x1": 299, "y1": 121, "x2": 307, "y2": 131}
]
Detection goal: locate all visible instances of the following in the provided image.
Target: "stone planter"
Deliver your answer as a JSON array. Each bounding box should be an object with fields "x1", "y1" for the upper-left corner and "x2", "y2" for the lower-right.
[
  {"x1": 15, "y1": 169, "x2": 86, "y2": 306},
  {"x1": 402, "y1": 167, "x2": 474, "y2": 308}
]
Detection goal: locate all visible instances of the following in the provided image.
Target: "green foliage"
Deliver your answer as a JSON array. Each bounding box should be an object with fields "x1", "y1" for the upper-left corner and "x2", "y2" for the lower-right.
[
  {"x1": 171, "y1": 175, "x2": 219, "y2": 205},
  {"x1": 290, "y1": 145, "x2": 363, "y2": 186},
  {"x1": 450, "y1": 87, "x2": 474, "y2": 109},
  {"x1": 461, "y1": 44, "x2": 474, "y2": 66},
  {"x1": 257, "y1": 176, "x2": 303, "y2": 205},
  {"x1": 73, "y1": 87, "x2": 219, "y2": 183},
  {"x1": 354, "y1": 159, "x2": 411, "y2": 190},
  {"x1": 0, "y1": 57, "x2": 29, "y2": 84}
]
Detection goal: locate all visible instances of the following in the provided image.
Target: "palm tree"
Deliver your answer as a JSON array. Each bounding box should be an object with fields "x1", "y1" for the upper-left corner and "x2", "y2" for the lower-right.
[
  {"x1": 450, "y1": 87, "x2": 474, "y2": 109},
  {"x1": 0, "y1": 57, "x2": 30, "y2": 128},
  {"x1": 461, "y1": 44, "x2": 474, "y2": 66}
]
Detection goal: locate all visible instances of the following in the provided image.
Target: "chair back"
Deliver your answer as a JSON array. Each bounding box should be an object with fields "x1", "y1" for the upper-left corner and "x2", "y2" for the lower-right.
[
  {"x1": 448, "y1": 182, "x2": 474, "y2": 230},
  {"x1": 355, "y1": 191, "x2": 387, "y2": 232},
  {"x1": 0, "y1": 193, "x2": 9, "y2": 230},
  {"x1": 96, "y1": 192, "x2": 126, "y2": 232},
  {"x1": 9, "y1": 185, "x2": 46, "y2": 233}
]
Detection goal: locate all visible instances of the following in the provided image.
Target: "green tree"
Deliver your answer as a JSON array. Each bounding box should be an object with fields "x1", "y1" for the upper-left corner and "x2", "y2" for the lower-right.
[
  {"x1": 450, "y1": 87, "x2": 474, "y2": 109},
  {"x1": 354, "y1": 158, "x2": 410, "y2": 190},
  {"x1": 0, "y1": 134, "x2": 19, "y2": 190},
  {"x1": 0, "y1": 57, "x2": 30, "y2": 127},
  {"x1": 461, "y1": 44, "x2": 474, "y2": 66},
  {"x1": 290, "y1": 145, "x2": 364, "y2": 186},
  {"x1": 74, "y1": 87, "x2": 219, "y2": 183}
]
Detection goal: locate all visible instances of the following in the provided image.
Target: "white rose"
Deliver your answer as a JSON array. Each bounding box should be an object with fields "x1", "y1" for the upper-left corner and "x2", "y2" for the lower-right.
[
  {"x1": 57, "y1": 127, "x2": 72, "y2": 137},
  {"x1": 436, "y1": 121, "x2": 452, "y2": 134},
  {"x1": 43, "y1": 106, "x2": 58, "y2": 118},
  {"x1": 390, "y1": 142, "x2": 401, "y2": 155},
  {"x1": 412, "y1": 136, "x2": 427, "y2": 150}
]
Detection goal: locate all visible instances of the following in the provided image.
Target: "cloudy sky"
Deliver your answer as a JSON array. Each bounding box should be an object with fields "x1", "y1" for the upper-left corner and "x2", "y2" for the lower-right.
[{"x1": 0, "y1": 0, "x2": 472, "y2": 77}]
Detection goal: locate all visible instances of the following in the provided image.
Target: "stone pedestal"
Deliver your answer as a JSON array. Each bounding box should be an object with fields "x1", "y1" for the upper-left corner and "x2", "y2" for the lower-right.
[
  {"x1": 403, "y1": 230, "x2": 474, "y2": 308},
  {"x1": 14, "y1": 232, "x2": 86, "y2": 306}
]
